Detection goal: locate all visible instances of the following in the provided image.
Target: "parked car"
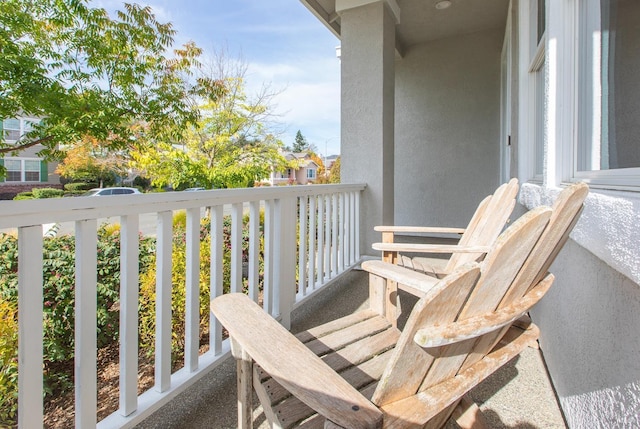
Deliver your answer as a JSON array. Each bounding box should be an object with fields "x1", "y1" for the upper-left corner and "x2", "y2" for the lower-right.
[
  {"x1": 183, "y1": 187, "x2": 206, "y2": 191},
  {"x1": 81, "y1": 187, "x2": 142, "y2": 196}
]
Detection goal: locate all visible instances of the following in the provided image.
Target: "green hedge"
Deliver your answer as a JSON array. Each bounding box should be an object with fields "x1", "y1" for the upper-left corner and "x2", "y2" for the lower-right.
[
  {"x1": 31, "y1": 188, "x2": 64, "y2": 199},
  {"x1": 63, "y1": 182, "x2": 97, "y2": 192}
]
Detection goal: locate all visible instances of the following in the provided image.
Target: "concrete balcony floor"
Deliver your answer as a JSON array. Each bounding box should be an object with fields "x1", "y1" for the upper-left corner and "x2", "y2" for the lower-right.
[{"x1": 135, "y1": 268, "x2": 567, "y2": 429}]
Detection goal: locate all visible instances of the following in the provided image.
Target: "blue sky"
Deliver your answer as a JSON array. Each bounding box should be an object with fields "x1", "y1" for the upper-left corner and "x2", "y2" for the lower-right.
[{"x1": 97, "y1": 0, "x2": 342, "y2": 156}]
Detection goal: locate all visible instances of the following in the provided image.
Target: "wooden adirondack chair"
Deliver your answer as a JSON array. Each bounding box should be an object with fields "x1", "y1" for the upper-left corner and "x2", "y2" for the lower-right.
[
  {"x1": 373, "y1": 178, "x2": 519, "y2": 278},
  {"x1": 211, "y1": 183, "x2": 588, "y2": 429}
]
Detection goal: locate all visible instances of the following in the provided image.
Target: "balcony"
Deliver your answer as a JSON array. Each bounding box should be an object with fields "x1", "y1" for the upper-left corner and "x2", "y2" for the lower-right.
[{"x1": 0, "y1": 184, "x2": 566, "y2": 428}]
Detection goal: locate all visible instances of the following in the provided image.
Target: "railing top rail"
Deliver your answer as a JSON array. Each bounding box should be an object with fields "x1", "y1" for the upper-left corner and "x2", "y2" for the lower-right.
[{"x1": 0, "y1": 183, "x2": 366, "y2": 229}]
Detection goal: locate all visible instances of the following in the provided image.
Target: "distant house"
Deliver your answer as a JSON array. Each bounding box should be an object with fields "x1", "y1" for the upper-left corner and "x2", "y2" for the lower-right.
[
  {"x1": 0, "y1": 117, "x2": 61, "y2": 199},
  {"x1": 267, "y1": 152, "x2": 319, "y2": 185}
]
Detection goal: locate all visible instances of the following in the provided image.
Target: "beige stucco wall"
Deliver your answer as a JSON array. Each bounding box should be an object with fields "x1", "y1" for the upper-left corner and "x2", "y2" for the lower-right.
[
  {"x1": 521, "y1": 183, "x2": 640, "y2": 428},
  {"x1": 532, "y1": 239, "x2": 640, "y2": 428},
  {"x1": 340, "y1": 1, "x2": 396, "y2": 254},
  {"x1": 394, "y1": 29, "x2": 503, "y2": 228}
]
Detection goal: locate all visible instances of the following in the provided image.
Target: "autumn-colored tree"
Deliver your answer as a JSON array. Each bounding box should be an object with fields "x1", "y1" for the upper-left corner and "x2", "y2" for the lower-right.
[{"x1": 56, "y1": 137, "x2": 128, "y2": 187}]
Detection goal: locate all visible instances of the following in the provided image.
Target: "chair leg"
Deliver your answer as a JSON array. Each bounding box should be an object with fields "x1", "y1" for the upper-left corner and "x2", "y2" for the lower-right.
[
  {"x1": 232, "y1": 336, "x2": 254, "y2": 429},
  {"x1": 237, "y1": 358, "x2": 253, "y2": 429},
  {"x1": 451, "y1": 395, "x2": 490, "y2": 429}
]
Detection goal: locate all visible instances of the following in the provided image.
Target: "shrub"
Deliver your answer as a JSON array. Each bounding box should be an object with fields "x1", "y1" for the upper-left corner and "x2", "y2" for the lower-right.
[
  {"x1": 132, "y1": 176, "x2": 151, "y2": 190},
  {"x1": 63, "y1": 182, "x2": 96, "y2": 192},
  {"x1": 0, "y1": 228, "x2": 156, "y2": 398},
  {"x1": 138, "y1": 211, "x2": 265, "y2": 364},
  {"x1": 13, "y1": 192, "x2": 34, "y2": 200},
  {"x1": 31, "y1": 188, "x2": 64, "y2": 199},
  {"x1": 0, "y1": 300, "x2": 18, "y2": 426}
]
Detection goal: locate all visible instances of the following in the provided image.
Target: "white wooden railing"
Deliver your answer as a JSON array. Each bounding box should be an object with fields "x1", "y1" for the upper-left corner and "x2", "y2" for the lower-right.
[{"x1": 0, "y1": 183, "x2": 365, "y2": 428}]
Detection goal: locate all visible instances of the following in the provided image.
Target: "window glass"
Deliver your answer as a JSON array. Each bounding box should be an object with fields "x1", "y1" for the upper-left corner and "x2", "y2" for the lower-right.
[
  {"x1": 5, "y1": 159, "x2": 21, "y2": 182},
  {"x1": 307, "y1": 169, "x2": 316, "y2": 179},
  {"x1": 537, "y1": 0, "x2": 546, "y2": 43},
  {"x1": 24, "y1": 160, "x2": 40, "y2": 181},
  {"x1": 2, "y1": 119, "x2": 20, "y2": 141},
  {"x1": 578, "y1": 0, "x2": 640, "y2": 172}
]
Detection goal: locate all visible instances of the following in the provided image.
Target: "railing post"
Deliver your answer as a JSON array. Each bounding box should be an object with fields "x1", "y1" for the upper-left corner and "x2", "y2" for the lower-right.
[
  {"x1": 75, "y1": 219, "x2": 97, "y2": 428},
  {"x1": 308, "y1": 196, "x2": 317, "y2": 290},
  {"x1": 273, "y1": 196, "x2": 297, "y2": 329},
  {"x1": 120, "y1": 215, "x2": 139, "y2": 416},
  {"x1": 298, "y1": 196, "x2": 308, "y2": 298},
  {"x1": 248, "y1": 201, "x2": 261, "y2": 302},
  {"x1": 317, "y1": 195, "x2": 325, "y2": 286},
  {"x1": 263, "y1": 200, "x2": 275, "y2": 315},
  {"x1": 185, "y1": 207, "x2": 200, "y2": 372},
  {"x1": 230, "y1": 203, "x2": 243, "y2": 293},
  {"x1": 155, "y1": 211, "x2": 173, "y2": 392},
  {"x1": 18, "y1": 226, "x2": 43, "y2": 429},
  {"x1": 210, "y1": 205, "x2": 224, "y2": 355}
]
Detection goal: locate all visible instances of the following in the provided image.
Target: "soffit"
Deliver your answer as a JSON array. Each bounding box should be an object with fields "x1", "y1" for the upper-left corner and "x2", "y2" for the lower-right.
[{"x1": 301, "y1": 0, "x2": 510, "y2": 48}]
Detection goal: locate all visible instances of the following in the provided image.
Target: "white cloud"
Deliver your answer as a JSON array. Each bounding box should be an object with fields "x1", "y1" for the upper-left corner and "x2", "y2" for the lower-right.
[{"x1": 245, "y1": 57, "x2": 341, "y2": 154}]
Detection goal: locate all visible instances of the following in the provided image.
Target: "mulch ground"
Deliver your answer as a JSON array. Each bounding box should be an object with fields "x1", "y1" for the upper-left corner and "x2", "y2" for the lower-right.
[{"x1": 42, "y1": 340, "x2": 213, "y2": 428}]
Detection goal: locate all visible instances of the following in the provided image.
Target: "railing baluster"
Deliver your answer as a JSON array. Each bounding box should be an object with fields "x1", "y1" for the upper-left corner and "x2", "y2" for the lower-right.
[
  {"x1": 120, "y1": 215, "x2": 139, "y2": 416},
  {"x1": 248, "y1": 201, "x2": 260, "y2": 303},
  {"x1": 308, "y1": 196, "x2": 317, "y2": 290},
  {"x1": 331, "y1": 193, "x2": 338, "y2": 278},
  {"x1": 185, "y1": 207, "x2": 200, "y2": 372},
  {"x1": 274, "y1": 197, "x2": 297, "y2": 329},
  {"x1": 339, "y1": 192, "x2": 346, "y2": 271},
  {"x1": 324, "y1": 195, "x2": 331, "y2": 280},
  {"x1": 230, "y1": 203, "x2": 243, "y2": 293},
  {"x1": 350, "y1": 192, "x2": 356, "y2": 265},
  {"x1": 317, "y1": 195, "x2": 325, "y2": 286},
  {"x1": 355, "y1": 191, "x2": 361, "y2": 260},
  {"x1": 155, "y1": 211, "x2": 172, "y2": 392},
  {"x1": 263, "y1": 200, "x2": 274, "y2": 314},
  {"x1": 210, "y1": 206, "x2": 224, "y2": 355},
  {"x1": 75, "y1": 219, "x2": 97, "y2": 428},
  {"x1": 298, "y1": 196, "x2": 308, "y2": 298},
  {"x1": 18, "y1": 226, "x2": 43, "y2": 429}
]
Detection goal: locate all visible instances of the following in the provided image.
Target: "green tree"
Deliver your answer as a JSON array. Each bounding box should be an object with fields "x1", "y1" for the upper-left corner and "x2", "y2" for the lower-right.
[
  {"x1": 0, "y1": 0, "x2": 222, "y2": 175},
  {"x1": 329, "y1": 157, "x2": 341, "y2": 183},
  {"x1": 131, "y1": 50, "x2": 292, "y2": 189},
  {"x1": 292, "y1": 130, "x2": 309, "y2": 153}
]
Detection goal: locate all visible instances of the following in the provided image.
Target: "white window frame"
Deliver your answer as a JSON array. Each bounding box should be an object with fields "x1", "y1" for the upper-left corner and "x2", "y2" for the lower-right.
[
  {"x1": 306, "y1": 168, "x2": 316, "y2": 180},
  {"x1": 2, "y1": 117, "x2": 40, "y2": 143},
  {"x1": 572, "y1": 0, "x2": 640, "y2": 189},
  {"x1": 518, "y1": 0, "x2": 547, "y2": 183},
  {"x1": 3, "y1": 158, "x2": 41, "y2": 182}
]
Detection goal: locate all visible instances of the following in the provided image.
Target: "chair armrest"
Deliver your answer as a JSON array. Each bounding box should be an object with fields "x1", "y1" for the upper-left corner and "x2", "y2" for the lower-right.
[
  {"x1": 374, "y1": 225, "x2": 466, "y2": 235},
  {"x1": 361, "y1": 260, "x2": 441, "y2": 296},
  {"x1": 211, "y1": 293, "x2": 382, "y2": 429},
  {"x1": 413, "y1": 273, "x2": 554, "y2": 347},
  {"x1": 372, "y1": 242, "x2": 491, "y2": 254}
]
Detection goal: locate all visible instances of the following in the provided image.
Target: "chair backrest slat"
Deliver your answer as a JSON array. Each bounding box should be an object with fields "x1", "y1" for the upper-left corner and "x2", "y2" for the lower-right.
[{"x1": 445, "y1": 178, "x2": 519, "y2": 272}]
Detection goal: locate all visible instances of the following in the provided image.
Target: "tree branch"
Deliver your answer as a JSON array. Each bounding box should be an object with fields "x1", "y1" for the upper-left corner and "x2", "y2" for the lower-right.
[{"x1": 0, "y1": 135, "x2": 56, "y2": 154}]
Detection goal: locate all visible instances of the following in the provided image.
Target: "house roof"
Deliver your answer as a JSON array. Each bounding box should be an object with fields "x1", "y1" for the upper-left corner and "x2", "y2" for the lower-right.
[{"x1": 300, "y1": 0, "x2": 509, "y2": 55}]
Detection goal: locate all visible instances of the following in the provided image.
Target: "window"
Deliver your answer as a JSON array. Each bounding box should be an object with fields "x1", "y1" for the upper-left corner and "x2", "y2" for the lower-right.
[
  {"x1": 2, "y1": 119, "x2": 20, "y2": 141},
  {"x1": 306, "y1": 168, "x2": 316, "y2": 179},
  {"x1": 530, "y1": 0, "x2": 546, "y2": 178},
  {"x1": 3, "y1": 158, "x2": 41, "y2": 182},
  {"x1": 2, "y1": 117, "x2": 40, "y2": 142},
  {"x1": 576, "y1": 0, "x2": 640, "y2": 185},
  {"x1": 4, "y1": 159, "x2": 22, "y2": 182}
]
